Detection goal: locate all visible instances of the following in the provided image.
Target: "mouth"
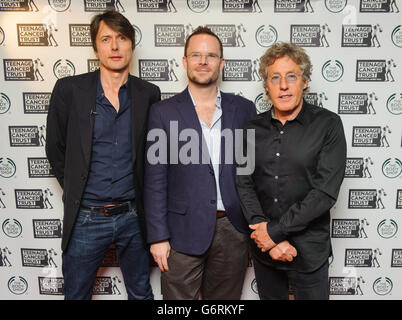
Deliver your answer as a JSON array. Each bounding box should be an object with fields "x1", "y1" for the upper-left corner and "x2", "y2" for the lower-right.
[
  {"x1": 279, "y1": 94, "x2": 292, "y2": 100},
  {"x1": 109, "y1": 56, "x2": 122, "y2": 61}
]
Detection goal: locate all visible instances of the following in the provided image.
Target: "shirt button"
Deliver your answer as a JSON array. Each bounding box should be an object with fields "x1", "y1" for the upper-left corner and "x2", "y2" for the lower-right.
[
  {"x1": 274, "y1": 176, "x2": 278, "y2": 180},
  {"x1": 114, "y1": 141, "x2": 118, "y2": 145},
  {"x1": 280, "y1": 131, "x2": 284, "y2": 134},
  {"x1": 274, "y1": 198, "x2": 278, "y2": 203},
  {"x1": 276, "y1": 153, "x2": 280, "y2": 157}
]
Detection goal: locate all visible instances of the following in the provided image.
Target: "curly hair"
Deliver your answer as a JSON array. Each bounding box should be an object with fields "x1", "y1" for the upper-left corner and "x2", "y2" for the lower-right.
[{"x1": 259, "y1": 42, "x2": 312, "y2": 96}]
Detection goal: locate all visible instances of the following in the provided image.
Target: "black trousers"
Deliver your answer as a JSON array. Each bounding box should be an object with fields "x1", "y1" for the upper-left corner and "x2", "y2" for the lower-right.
[{"x1": 253, "y1": 257, "x2": 329, "y2": 300}]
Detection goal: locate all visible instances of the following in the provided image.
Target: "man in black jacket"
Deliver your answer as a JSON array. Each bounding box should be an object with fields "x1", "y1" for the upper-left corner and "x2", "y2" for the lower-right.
[
  {"x1": 236, "y1": 42, "x2": 346, "y2": 300},
  {"x1": 46, "y1": 10, "x2": 160, "y2": 300}
]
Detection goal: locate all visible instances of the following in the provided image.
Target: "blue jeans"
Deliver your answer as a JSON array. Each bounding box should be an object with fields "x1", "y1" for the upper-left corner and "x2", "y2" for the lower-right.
[{"x1": 62, "y1": 206, "x2": 153, "y2": 300}]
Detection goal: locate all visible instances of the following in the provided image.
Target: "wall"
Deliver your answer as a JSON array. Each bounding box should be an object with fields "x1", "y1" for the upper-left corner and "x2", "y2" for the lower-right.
[{"x1": 0, "y1": 0, "x2": 401, "y2": 299}]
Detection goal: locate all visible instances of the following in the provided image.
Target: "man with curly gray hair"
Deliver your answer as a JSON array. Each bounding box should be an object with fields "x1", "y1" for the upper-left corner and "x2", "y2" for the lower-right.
[{"x1": 236, "y1": 42, "x2": 346, "y2": 300}]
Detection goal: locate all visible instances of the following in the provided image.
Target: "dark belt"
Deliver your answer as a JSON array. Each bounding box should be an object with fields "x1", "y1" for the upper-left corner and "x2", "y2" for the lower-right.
[
  {"x1": 217, "y1": 210, "x2": 227, "y2": 219},
  {"x1": 80, "y1": 200, "x2": 134, "y2": 216}
]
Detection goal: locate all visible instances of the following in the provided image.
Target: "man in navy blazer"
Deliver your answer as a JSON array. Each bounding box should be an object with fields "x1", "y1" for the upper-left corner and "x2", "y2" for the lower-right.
[{"x1": 144, "y1": 26, "x2": 256, "y2": 300}]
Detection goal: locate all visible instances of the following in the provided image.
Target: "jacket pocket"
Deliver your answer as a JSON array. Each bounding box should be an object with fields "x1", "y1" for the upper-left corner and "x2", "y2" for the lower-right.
[{"x1": 167, "y1": 198, "x2": 187, "y2": 215}]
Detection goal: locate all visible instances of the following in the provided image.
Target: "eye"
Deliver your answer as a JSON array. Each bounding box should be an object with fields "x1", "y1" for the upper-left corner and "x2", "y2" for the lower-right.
[
  {"x1": 207, "y1": 54, "x2": 218, "y2": 59},
  {"x1": 287, "y1": 74, "x2": 298, "y2": 82},
  {"x1": 192, "y1": 53, "x2": 201, "y2": 58},
  {"x1": 271, "y1": 75, "x2": 281, "y2": 82}
]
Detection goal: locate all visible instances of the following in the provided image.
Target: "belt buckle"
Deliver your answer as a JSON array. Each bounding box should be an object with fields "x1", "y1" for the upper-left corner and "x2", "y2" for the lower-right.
[{"x1": 103, "y1": 204, "x2": 116, "y2": 216}]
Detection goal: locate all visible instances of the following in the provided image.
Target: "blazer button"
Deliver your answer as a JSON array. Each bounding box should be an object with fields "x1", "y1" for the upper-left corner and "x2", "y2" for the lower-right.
[
  {"x1": 81, "y1": 174, "x2": 86, "y2": 181},
  {"x1": 210, "y1": 200, "x2": 216, "y2": 204},
  {"x1": 74, "y1": 200, "x2": 80, "y2": 205}
]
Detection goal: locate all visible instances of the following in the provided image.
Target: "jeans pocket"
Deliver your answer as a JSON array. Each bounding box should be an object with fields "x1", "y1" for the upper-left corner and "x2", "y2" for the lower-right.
[{"x1": 76, "y1": 211, "x2": 91, "y2": 226}]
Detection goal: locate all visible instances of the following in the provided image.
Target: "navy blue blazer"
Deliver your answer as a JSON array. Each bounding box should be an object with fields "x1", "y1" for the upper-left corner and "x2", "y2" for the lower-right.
[{"x1": 144, "y1": 89, "x2": 256, "y2": 255}]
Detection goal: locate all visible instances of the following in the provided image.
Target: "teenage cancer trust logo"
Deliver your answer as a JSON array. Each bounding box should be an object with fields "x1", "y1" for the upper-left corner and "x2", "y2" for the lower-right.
[{"x1": 322, "y1": 60, "x2": 344, "y2": 82}]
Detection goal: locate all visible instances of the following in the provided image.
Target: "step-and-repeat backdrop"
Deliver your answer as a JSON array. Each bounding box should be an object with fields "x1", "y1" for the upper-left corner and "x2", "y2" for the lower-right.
[{"x1": 0, "y1": 0, "x2": 401, "y2": 300}]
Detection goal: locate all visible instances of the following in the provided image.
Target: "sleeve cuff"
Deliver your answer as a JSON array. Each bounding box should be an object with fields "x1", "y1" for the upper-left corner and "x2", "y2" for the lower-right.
[{"x1": 267, "y1": 220, "x2": 286, "y2": 244}]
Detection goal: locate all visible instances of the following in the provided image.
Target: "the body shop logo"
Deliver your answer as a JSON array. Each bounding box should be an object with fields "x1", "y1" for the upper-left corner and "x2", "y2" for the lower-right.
[
  {"x1": 3, "y1": 59, "x2": 44, "y2": 81},
  {"x1": 187, "y1": 0, "x2": 209, "y2": 13},
  {"x1": 322, "y1": 60, "x2": 344, "y2": 82},
  {"x1": 352, "y1": 126, "x2": 391, "y2": 147},
  {"x1": 329, "y1": 277, "x2": 365, "y2": 295},
  {"x1": 207, "y1": 24, "x2": 246, "y2": 47},
  {"x1": 28, "y1": 157, "x2": 54, "y2": 178},
  {"x1": 139, "y1": 59, "x2": 179, "y2": 81},
  {"x1": 338, "y1": 93, "x2": 378, "y2": 114},
  {"x1": 342, "y1": 24, "x2": 382, "y2": 47},
  {"x1": 348, "y1": 189, "x2": 385, "y2": 209},
  {"x1": 17, "y1": 23, "x2": 58, "y2": 47},
  {"x1": 0, "y1": 26, "x2": 4, "y2": 45},
  {"x1": 391, "y1": 249, "x2": 402, "y2": 267},
  {"x1": 69, "y1": 24, "x2": 91, "y2": 46},
  {"x1": 386, "y1": 93, "x2": 402, "y2": 115},
  {"x1": 325, "y1": 0, "x2": 348, "y2": 12},
  {"x1": 53, "y1": 59, "x2": 75, "y2": 79},
  {"x1": 356, "y1": 59, "x2": 396, "y2": 82},
  {"x1": 345, "y1": 157, "x2": 373, "y2": 178},
  {"x1": 0, "y1": 157, "x2": 16, "y2": 178},
  {"x1": 84, "y1": 0, "x2": 123, "y2": 12},
  {"x1": 33, "y1": 219, "x2": 62, "y2": 238},
  {"x1": 223, "y1": 0, "x2": 257, "y2": 12},
  {"x1": 331, "y1": 219, "x2": 361, "y2": 238},
  {"x1": 274, "y1": 0, "x2": 314, "y2": 12},
  {"x1": 2, "y1": 219, "x2": 22, "y2": 238},
  {"x1": 254, "y1": 93, "x2": 272, "y2": 114},
  {"x1": 0, "y1": 0, "x2": 31, "y2": 11},
  {"x1": 373, "y1": 277, "x2": 393, "y2": 296},
  {"x1": 154, "y1": 24, "x2": 185, "y2": 47},
  {"x1": 223, "y1": 59, "x2": 259, "y2": 81},
  {"x1": 9, "y1": 125, "x2": 45, "y2": 147},
  {"x1": 382, "y1": 158, "x2": 402, "y2": 178},
  {"x1": 48, "y1": 0, "x2": 71, "y2": 12},
  {"x1": 360, "y1": 0, "x2": 396, "y2": 12},
  {"x1": 8, "y1": 276, "x2": 28, "y2": 295},
  {"x1": 93, "y1": 276, "x2": 123, "y2": 295},
  {"x1": 291, "y1": 24, "x2": 330, "y2": 47},
  {"x1": 133, "y1": 24, "x2": 142, "y2": 46},
  {"x1": 391, "y1": 25, "x2": 402, "y2": 47},
  {"x1": 377, "y1": 219, "x2": 398, "y2": 239},
  {"x1": 0, "y1": 93, "x2": 11, "y2": 114},
  {"x1": 256, "y1": 25, "x2": 277, "y2": 47},
  {"x1": 15, "y1": 189, "x2": 54, "y2": 209},
  {"x1": 137, "y1": 0, "x2": 171, "y2": 12},
  {"x1": 23, "y1": 92, "x2": 50, "y2": 114}
]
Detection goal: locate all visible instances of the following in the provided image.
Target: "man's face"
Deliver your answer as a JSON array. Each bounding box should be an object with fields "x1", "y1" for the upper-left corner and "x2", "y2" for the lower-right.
[
  {"x1": 94, "y1": 21, "x2": 133, "y2": 73},
  {"x1": 183, "y1": 34, "x2": 224, "y2": 86},
  {"x1": 265, "y1": 55, "x2": 307, "y2": 120}
]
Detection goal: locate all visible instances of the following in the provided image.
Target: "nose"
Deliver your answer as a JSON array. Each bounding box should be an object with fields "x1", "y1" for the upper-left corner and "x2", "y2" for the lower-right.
[
  {"x1": 279, "y1": 76, "x2": 288, "y2": 89},
  {"x1": 199, "y1": 54, "x2": 208, "y2": 65},
  {"x1": 111, "y1": 37, "x2": 118, "y2": 50}
]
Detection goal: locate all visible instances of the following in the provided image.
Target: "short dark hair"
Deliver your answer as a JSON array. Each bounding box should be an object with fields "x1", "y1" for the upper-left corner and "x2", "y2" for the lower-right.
[
  {"x1": 184, "y1": 26, "x2": 223, "y2": 58},
  {"x1": 90, "y1": 9, "x2": 135, "y2": 51}
]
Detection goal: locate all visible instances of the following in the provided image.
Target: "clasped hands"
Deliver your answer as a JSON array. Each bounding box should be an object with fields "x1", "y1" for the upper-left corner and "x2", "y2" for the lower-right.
[{"x1": 250, "y1": 222, "x2": 297, "y2": 262}]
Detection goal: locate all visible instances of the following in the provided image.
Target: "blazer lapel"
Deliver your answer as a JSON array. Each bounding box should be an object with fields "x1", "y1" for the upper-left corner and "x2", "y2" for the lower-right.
[
  {"x1": 175, "y1": 89, "x2": 212, "y2": 168},
  {"x1": 220, "y1": 92, "x2": 235, "y2": 174},
  {"x1": 76, "y1": 71, "x2": 98, "y2": 168}
]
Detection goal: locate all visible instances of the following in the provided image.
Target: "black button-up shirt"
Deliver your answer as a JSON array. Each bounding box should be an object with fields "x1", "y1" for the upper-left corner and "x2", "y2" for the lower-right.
[
  {"x1": 81, "y1": 76, "x2": 135, "y2": 206},
  {"x1": 236, "y1": 101, "x2": 346, "y2": 272}
]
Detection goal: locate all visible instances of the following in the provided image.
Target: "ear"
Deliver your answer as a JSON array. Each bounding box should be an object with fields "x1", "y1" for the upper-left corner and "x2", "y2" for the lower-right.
[
  {"x1": 182, "y1": 55, "x2": 187, "y2": 70},
  {"x1": 219, "y1": 57, "x2": 225, "y2": 72}
]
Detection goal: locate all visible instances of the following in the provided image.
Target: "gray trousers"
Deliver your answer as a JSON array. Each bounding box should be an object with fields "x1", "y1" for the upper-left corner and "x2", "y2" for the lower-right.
[{"x1": 161, "y1": 216, "x2": 249, "y2": 300}]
